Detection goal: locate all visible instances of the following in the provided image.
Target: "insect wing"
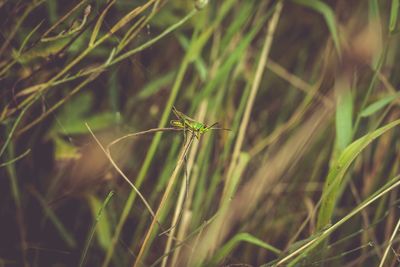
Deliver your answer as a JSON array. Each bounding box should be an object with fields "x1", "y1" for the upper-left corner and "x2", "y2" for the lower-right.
[
  {"x1": 172, "y1": 106, "x2": 198, "y2": 123},
  {"x1": 172, "y1": 106, "x2": 183, "y2": 120}
]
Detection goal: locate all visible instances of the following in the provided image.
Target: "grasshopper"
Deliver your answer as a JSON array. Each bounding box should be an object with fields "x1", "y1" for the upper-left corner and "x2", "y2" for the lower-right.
[{"x1": 170, "y1": 106, "x2": 229, "y2": 139}]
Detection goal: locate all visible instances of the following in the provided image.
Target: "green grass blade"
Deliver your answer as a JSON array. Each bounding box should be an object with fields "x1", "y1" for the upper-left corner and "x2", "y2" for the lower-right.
[
  {"x1": 87, "y1": 194, "x2": 113, "y2": 251},
  {"x1": 210, "y1": 232, "x2": 281, "y2": 265},
  {"x1": 193, "y1": 13, "x2": 267, "y2": 108},
  {"x1": 317, "y1": 118, "x2": 400, "y2": 230},
  {"x1": 17, "y1": 21, "x2": 44, "y2": 55},
  {"x1": 177, "y1": 33, "x2": 207, "y2": 81},
  {"x1": 390, "y1": 0, "x2": 400, "y2": 33},
  {"x1": 79, "y1": 191, "x2": 114, "y2": 267},
  {"x1": 137, "y1": 71, "x2": 175, "y2": 100},
  {"x1": 0, "y1": 93, "x2": 38, "y2": 157},
  {"x1": 360, "y1": 92, "x2": 400, "y2": 117},
  {"x1": 89, "y1": 0, "x2": 115, "y2": 46},
  {"x1": 292, "y1": 0, "x2": 341, "y2": 56},
  {"x1": 369, "y1": 0, "x2": 381, "y2": 22},
  {"x1": 0, "y1": 149, "x2": 31, "y2": 168},
  {"x1": 335, "y1": 89, "x2": 353, "y2": 152},
  {"x1": 220, "y1": 1, "x2": 254, "y2": 50}
]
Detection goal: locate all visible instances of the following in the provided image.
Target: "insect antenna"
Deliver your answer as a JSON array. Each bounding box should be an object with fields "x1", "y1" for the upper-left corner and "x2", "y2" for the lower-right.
[
  {"x1": 207, "y1": 122, "x2": 219, "y2": 129},
  {"x1": 211, "y1": 127, "x2": 231, "y2": 131},
  {"x1": 207, "y1": 122, "x2": 231, "y2": 131}
]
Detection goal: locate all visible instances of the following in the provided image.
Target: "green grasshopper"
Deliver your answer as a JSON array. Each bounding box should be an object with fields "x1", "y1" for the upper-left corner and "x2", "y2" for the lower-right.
[{"x1": 170, "y1": 106, "x2": 229, "y2": 139}]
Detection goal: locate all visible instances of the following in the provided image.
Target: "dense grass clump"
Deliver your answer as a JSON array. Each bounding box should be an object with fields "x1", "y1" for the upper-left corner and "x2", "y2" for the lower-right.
[{"x1": 1, "y1": 0, "x2": 400, "y2": 266}]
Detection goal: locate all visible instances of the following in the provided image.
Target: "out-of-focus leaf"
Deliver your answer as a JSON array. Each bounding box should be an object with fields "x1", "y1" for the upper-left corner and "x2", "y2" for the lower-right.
[
  {"x1": 220, "y1": 1, "x2": 254, "y2": 49},
  {"x1": 108, "y1": 69, "x2": 120, "y2": 114},
  {"x1": 53, "y1": 136, "x2": 80, "y2": 160},
  {"x1": 52, "y1": 92, "x2": 117, "y2": 135},
  {"x1": 137, "y1": 71, "x2": 175, "y2": 100},
  {"x1": 336, "y1": 89, "x2": 353, "y2": 152},
  {"x1": 390, "y1": 0, "x2": 400, "y2": 33},
  {"x1": 60, "y1": 112, "x2": 118, "y2": 134},
  {"x1": 59, "y1": 91, "x2": 93, "y2": 120},
  {"x1": 360, "y1": 92, "x2": 400, "y2": 117},
  {"x1": 177, "y1": 34, "x2": 207, "y2": 80},
  {"x1": 45, "y1": 1, "x2": 58, "y2": 23}
]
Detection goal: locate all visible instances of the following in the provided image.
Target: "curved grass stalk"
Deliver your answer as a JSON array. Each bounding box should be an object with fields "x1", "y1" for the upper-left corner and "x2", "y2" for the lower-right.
[
  {"x1": 0, "y1": 149, "x2": 31, "y2": 168},
  {"x1": 86, "y1": 124, "x2": 183, "y2": 229},
  {"x1": 0, "y1": 96, "x2": 36, "y2": 157}
]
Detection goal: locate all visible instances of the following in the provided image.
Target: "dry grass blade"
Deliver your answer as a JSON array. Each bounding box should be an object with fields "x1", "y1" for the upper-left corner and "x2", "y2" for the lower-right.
[
  {"x1": 378, "y1": 213, "x2": 400, "y2": 266},
  {"x1": 86, "y1": 123, "x2": 159, "y2": 224},
  {"x1": 133, "y1": 134, "x2": 195, "y2": 267},
  {"x1": 221, "y1": 0, "x2": 283, "y2": 202},
  {"x1": 105, "y1": 0, "x2": 156, "y2": 40}
]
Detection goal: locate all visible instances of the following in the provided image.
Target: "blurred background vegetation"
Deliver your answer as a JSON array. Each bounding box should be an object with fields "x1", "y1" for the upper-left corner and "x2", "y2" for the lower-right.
[{"x1": 1, "y1": 0, "x2": 400, "y2": 266}]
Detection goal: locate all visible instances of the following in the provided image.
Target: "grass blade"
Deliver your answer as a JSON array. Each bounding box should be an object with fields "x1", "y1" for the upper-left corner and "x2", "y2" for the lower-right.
[
  {"x1": 390, "y1": 0, "x2": 400, "y2": 33},
  {"x1": 89, "y1": 0, "x2": 115, "y2": 46},
  {"x1": 79, "y1": 191, "x2": 114, "y2": 267},
  {"x1": 210, "y1": 233, "x2": 281, "y2": 265},
  {"x1": 293, "y1": 0, "x2": 341, "y2": 56},
  {"x1": 360, "y1": 92, "x2": 400, "y2": 117},
  {"x1": 317, "y1": 118, "x2": 400, "y2": 230},
  {"x1": 335, "y1": 88, "x2": 353, "y2": 152}
]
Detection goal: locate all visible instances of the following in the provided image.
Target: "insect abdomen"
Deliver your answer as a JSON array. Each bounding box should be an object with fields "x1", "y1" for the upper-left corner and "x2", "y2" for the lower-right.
[{"x1": 170, "y1": 120, "x2": 184, "y2": 128}]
